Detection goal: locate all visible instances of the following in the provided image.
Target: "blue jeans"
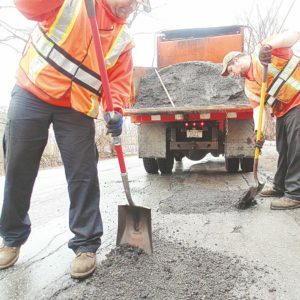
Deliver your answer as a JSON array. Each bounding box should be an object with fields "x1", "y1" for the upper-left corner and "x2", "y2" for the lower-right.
[
  {"x1": 0, "y1": 85, "x2": 102, "y2": 253},
  {"x1": 273, "y1": 105, "x2": 300, "y2": 201}
]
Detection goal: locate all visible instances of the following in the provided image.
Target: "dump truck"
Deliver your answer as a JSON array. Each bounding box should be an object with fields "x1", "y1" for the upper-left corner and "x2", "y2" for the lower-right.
[{"x1": 125, "y1": 25, "x2": 254, "y2": 174}]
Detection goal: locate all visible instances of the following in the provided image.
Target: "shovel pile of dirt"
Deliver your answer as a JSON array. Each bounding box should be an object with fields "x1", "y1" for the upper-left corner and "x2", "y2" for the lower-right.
[
  {"x1": 134, "y1": 61, "x2": 248, "y2": 108},
  {"x1": 49, "y1": 239, "x2": 278, "y2": 300}
]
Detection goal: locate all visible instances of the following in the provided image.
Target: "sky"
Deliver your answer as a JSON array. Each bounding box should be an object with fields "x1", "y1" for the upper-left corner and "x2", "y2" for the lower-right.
[{"x1": 0, "y1": 0, "x2": 299, "y2": 107}]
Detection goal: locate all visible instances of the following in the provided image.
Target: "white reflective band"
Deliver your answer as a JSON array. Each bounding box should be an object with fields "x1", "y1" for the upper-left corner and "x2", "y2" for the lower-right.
[
  {"x1": 151, "y1": 115, "x2": 161, "y2": 121},
  {"x1": 49, "y1": 49, "x2": 78, "y2": 75},
  {"x1": 175, "y1": 114, "x2": 184, "y2": 120},
  {"x1": 31, "y1": 27, "x2": 54, "y2": 57},
  {"x1": 268, "y1": 77, "x2": 284, "y2": 96},
  {"x1": 268, "y1": 64, "x2": 280, "y2": 77},
  {"x1": 200, "y1": 113, "x2": 210, "y2": 119},
  {"x1": 75, "y1": 68, "x2": 101, "y2": 90},
  {"x1": 105, "y1": 25, "x2": 132, "y2": 68},
  {"x1": 267, "y1": 96, "x2": 276, "y2": 106},
  {"x1": 287, "y1": 76, "x2": 300, "y2": 90},
  {"x1": 28, "y1": 56, "x2": 47, "y2": 82},
  {"x1": 88, "y1": 95, "x2": 99, "y2": 118},
  {"x1": 227, "y1": 112, "x2": 237, "y2": 118},
  {"x1": 279, "y1": 55, "x2": 300, "y2": 81},
  {"x1": 48, "y1": 0, "x2": 82, "y2": 44}
]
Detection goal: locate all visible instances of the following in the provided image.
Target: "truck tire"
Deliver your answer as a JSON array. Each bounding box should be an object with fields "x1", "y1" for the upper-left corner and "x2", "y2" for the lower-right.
[
  {"x1": 240, "y1": 157, "x2": 254, "y2": 173},
  {"x1": 225, "y1": 157, "x2": 239, "y2": 173},
  {"x1": 143, "y1": 158, "x2": 159, "y2": 174},
  {"x1": 157, "y1": 153, "x2": 174, "y2": 174}
]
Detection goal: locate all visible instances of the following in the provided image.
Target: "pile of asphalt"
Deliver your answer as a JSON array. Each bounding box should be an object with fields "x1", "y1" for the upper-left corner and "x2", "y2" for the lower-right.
[
  {"x1": 50, "y1": 239, "x2": 277, "y2": 300},
  {"x1": 134, "y1": 61, "x2": 248, "y2": 108}
]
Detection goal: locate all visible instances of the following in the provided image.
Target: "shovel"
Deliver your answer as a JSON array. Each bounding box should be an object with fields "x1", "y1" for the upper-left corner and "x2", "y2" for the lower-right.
[
  {"x1": 237, "y1": 65, "x2": 267, "y2": 209},
  {"x1": 85, "y1": 0, "x2": 152, "y2": 254}
]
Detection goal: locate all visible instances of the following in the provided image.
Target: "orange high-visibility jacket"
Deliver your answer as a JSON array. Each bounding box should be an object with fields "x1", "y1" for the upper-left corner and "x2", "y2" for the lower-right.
[
  {"x1": 244, "y1": 46, "x2": 300, "y2": 118},
  {"x1": 15, "y1": 0, "x2": 134, "y2": 117}
]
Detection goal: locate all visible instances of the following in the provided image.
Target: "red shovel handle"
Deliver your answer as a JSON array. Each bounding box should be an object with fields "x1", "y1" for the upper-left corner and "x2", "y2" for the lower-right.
[
  {"x1": 85, "y1": 0, "x2": 126, "y2": 174},
  {"x1": 85, "y1": 0, "x2": 113, "y2": 112}
]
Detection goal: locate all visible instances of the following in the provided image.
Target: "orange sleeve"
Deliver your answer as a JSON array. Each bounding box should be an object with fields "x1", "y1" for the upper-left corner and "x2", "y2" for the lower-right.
[
  {"x1": 14, "y1": 0, "x2": 64, "y2": 21},
  {"x1": 102, "y1": 48, "x2": 134, "y2": 115}
]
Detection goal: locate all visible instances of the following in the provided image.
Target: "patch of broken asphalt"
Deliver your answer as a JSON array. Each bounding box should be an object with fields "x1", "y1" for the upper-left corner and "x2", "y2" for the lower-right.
[{"x1": 46, "y1": 237, "x2": 278, "y2": 300}]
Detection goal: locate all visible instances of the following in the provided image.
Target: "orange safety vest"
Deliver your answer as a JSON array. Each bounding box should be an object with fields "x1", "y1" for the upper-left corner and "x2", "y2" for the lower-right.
[
  {"x1": 244, "y1": 46, "x2": 300, "y2": 107},
  {"x1": 19, "y1": 0, "x2": 132, "y2": 118}
]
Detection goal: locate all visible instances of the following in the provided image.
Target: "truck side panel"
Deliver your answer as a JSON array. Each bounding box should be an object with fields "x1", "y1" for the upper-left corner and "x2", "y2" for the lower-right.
[{"x1": 157, "y1": 26, "x2": 244, "y2": 67}]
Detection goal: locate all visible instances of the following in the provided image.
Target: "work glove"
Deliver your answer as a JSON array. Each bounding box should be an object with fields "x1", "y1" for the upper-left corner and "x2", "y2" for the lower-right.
[
  {"x1": 104, "y1": 111, "x2": 123, "y2": 137},
  {"x1": 252, "y1": 131, "x2": 265, "y2": 151},
  {"x1": 259, "y1": 44, "x2": 272, "y2": 65}
]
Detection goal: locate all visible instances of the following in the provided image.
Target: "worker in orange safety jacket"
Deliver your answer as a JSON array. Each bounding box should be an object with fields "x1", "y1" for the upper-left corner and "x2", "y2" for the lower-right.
[
  {"x1": 0, "y1": 0, "x2": 151, "y2": 279},
  {"x1": 221, "y1": 30, "x2": 300, "y2": 211}
]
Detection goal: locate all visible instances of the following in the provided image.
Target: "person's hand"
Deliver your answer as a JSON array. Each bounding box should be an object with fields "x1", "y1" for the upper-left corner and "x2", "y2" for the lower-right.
[
  {"x1": 252, "y1": 131, "x2": 265, "y2": 151},
  {"x1": 104, "y1": 111, "x2": 123, "y2": 137},
  {"x1": 259, "y1": 44, "x2": 272, "y2": 65}
]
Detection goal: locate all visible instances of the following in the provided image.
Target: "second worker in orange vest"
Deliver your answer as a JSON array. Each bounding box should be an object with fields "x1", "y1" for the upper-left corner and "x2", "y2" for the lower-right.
[{"x1": 221, "y1": 30, "x2": 300, "y2": 211}]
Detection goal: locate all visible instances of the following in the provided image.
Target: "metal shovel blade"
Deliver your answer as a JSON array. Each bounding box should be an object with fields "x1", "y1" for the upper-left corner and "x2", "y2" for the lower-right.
[
  {"x1": 117, "y1": 205, "x2": 153, "y2": 254},
  {"x1": 237, "y1": 181, "x2": 265, "y2": 209}
]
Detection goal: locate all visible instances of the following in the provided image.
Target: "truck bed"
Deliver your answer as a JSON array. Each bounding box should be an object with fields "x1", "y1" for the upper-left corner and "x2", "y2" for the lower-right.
[{"x1": 125, "y1": 104, "x2": 252, "y2": 116}]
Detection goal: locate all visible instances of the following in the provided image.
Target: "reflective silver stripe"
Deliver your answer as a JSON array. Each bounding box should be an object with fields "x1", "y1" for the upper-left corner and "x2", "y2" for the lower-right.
[
  {"x1": 279, "y1": 55, "x2": 300, "y2": 81},
  {"x1": 28, "y1": 55, "x2": 47, "y2": 82},
  {"x1": 49, "y1": 48, "x2": 78, "y2": 75},
  {"x1": 48, "y1": 0, "x2": 82, "y2": 44},
  {"x1": 268, "y1": 77, "x2": 284, "y2": 96},
  {"x1": 75, "y1": 68, "x2": 101, "y2": 91},
  {"x1": 268, "y1": 64, "x2": 280, "y2": 77},
  {"x1": 28, "y1": 0, "x2": 81, "y2": 83},
  {"x1": 87, "y1": 95, "x2": 100, "y2": 118},
  {"x1": 267, "y1": 96, "x2": 276, "y2": 106},
  {"x1": 31, "y1": 26, "x2": 54, "y2": 57},
  {"x1": 245, "y1": 87, "x2": 261, "y2": 103},
  {"x1": 287, "y1": 76, "x2": 300, "y2": 90},
  {"x1": 105, "y1": 25, "x2": 132, "y2": 68},
  {"x1": 268, "y1": 54, "x2": 300, "y2": 98}
]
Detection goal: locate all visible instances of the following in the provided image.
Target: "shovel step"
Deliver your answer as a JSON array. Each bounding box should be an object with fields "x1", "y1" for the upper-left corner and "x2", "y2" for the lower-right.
[{"x1": 117, "y1": 205, "x2": 153, "y2": 254}]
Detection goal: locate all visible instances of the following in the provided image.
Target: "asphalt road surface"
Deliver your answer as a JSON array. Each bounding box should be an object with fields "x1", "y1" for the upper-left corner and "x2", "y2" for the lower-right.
[{"x1": 1, "y1": 143, "x2": 300, "y2": 299}]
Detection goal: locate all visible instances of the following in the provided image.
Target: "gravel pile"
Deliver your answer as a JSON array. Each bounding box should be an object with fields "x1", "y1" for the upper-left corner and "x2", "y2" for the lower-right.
[
  {"x1": 50, "y1": 239, "x2": 277, "y2": 300},
  {"x1": 134, "y1": 61, "x2": 248, "y2": 108}
]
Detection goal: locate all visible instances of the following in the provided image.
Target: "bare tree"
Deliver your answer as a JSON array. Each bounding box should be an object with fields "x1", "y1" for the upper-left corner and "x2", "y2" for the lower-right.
[
  {"x1": 0, "y1": 5, "x2": 30, "y2": 52},
  {"x1": 241, "y1": 0, "x2": 284, "y2": 53}
]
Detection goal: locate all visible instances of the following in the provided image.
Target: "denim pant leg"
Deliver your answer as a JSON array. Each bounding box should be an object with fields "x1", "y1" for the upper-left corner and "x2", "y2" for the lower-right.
[
  {"x1": 52, "y1": 108, "x2": 102, "y2": 253},
  {"x1": 273, "y1": 115, "x2": 287, "y2": 192},
  {"x1": 284, "y1": 106, "x2": 300, "y2": 200},
  {"x1": 0, "y1": 86, "x2": 51, "y2": 246}
]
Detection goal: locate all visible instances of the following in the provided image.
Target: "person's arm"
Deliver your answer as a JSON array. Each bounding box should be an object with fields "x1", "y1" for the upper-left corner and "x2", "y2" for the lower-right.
[
  {"x1": 262, "y1": 31, "x2": 300, "y2": 49},
  {"x1": 102, "y1": 48, "x2": 134, "y2": 115},
  {"x1": 14, "y1": 0, "x2": 64, "y2": 21}
]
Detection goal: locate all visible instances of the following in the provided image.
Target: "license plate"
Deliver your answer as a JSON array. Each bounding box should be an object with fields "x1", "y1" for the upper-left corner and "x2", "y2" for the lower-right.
[{"x1": 186, "y1": 129, "x2": 203, "y2": 138}]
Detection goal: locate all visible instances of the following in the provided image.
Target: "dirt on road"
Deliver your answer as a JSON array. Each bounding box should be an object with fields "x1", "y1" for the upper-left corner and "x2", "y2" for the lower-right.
[{"x1": 49, "y1": 239, "x2": 277, "y2": 300}]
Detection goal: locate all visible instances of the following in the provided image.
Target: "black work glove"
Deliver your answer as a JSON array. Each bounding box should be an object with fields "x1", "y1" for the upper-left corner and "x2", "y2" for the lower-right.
[
  {"x1": 104, "y1": 111, "x2": 123, "y2": 137},
  {"x1": 259, "y1": 44, "x2": 272, "y2": 65},
  {"x1": 252, "y1": 131, "x2": 265, "y2": 151}
]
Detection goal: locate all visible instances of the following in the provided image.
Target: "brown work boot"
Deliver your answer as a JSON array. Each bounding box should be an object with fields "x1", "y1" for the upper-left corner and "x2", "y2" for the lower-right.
[
  {"x1": 0, "y1": 245, "x2": 20, "y2": 270},
  {"x1": 70, "y1": 252, "x2": 96, "y2": 279},
  {"x1": 271, "y1": 197, "x2": 300, "y2": 210},
  {"x1": 260, "y1": 187, "x2": 284, "y2": 198}
]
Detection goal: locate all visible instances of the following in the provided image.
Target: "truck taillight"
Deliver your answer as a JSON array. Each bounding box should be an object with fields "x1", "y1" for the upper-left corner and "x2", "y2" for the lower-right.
[
  {"x1": 192, "y1": 122, "x2": 196, "y2": 127},
  {"x1": 185, "y1": 122, "x2": 189, "y2": 127}
]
